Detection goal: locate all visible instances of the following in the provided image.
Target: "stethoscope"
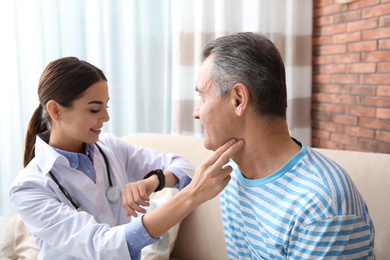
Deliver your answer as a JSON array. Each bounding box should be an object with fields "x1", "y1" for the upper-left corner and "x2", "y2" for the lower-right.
[{"x1": 49, "y1": 143, "x2": 121, "y2": 211}]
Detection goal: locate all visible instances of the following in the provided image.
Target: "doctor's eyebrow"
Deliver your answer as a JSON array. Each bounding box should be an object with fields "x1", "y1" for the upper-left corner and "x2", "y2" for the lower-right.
[
  {"x1": 88, "y1": 101, "x2": 103, "y2": 105},
  {"x1": 88, "y1": 98, "x2": 110, "y2": 105}
]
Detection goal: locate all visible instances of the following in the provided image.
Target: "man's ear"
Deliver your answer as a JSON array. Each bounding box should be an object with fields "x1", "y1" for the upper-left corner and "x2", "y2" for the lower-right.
[
  {"x1": 46, "y1": 100, "x2": 62, "y2": 121},
  {"x1": 230, "y1": 83, "x2": 249, "y2": 116}
]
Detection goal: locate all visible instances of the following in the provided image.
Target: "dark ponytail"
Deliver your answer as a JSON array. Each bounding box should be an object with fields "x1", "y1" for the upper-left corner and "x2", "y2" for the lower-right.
[
  {"x1": 24, "y1": 106, "x2": 48, "y2": 167},
  {"x1": 23, "y1": 57, "x2": 107, "y2": 167}
]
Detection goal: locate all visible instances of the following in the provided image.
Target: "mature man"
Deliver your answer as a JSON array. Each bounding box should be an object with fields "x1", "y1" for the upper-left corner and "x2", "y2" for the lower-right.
[{"x1": 193, "y1": 32, "x2": 375, "y2": 259}]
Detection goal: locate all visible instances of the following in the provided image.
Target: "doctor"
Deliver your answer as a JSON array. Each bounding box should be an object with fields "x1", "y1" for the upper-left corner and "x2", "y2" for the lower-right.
[{"x1": 9, "y1": 57, "x2": 244, "y2": 259}]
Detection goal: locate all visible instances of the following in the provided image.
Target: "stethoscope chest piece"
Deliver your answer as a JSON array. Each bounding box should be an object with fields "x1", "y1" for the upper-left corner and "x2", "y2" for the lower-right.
[{"x1": 106, "y1": 186, "x2": 121, "y2": 202}]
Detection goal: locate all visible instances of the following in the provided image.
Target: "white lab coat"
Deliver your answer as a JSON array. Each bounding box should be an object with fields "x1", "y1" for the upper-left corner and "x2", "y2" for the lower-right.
[{"x1": 8, "y1": 133, "x2": 194, "y2": 260}]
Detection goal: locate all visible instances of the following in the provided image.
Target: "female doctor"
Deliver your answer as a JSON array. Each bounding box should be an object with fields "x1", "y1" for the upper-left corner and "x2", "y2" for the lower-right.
[{"x1": 8, "y1": 57, "x2": 244, "y2": 259}]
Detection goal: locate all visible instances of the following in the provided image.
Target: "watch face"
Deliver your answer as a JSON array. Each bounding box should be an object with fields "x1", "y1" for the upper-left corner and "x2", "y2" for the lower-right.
[{"x1": 106, "y1": 186, "x2": 121, "y2": 202}]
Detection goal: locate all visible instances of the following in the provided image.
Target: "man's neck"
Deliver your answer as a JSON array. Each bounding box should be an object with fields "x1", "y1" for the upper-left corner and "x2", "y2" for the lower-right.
[{"x1": 232, "y1": 120, "x2": 301, "y2": 179}]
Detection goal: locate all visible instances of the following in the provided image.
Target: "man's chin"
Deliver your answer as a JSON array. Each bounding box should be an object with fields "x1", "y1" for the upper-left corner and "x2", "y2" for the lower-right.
[
  {"x1": 203, "y1": 138, "x2": 214, "y2": 151},
  {"x1": 203, "y1": 138, "x2": 219, "y2": 152}
]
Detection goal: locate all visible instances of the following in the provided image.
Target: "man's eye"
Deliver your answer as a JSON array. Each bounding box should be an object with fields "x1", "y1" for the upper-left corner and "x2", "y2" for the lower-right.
[{"x1": 90, "y1": 109, "x2": 99, "y2": 113}]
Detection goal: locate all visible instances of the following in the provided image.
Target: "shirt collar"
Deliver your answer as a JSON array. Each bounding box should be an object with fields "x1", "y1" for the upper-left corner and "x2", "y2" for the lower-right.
[
  {"x1": 54, "y1": 143, "x2": 95, "y2": 170},
  {"x1": 34, "y1": 132, "x2": 95, "y2": 173}
]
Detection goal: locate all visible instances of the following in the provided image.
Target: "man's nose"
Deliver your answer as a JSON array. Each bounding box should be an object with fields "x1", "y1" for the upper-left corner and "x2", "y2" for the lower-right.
[{"x1": 193, "y1": 102, "x2": 200, "y2": 119}]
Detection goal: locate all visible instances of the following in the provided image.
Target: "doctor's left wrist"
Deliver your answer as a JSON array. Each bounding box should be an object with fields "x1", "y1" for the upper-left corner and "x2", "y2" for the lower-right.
[{"x1": 144, "y1": 169, "x2": 165, "y2": 192}]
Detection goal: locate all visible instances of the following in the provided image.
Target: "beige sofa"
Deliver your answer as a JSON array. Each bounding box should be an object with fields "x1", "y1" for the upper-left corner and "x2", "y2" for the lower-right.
[{"x1": 123, "y1": 133, "x2": 390, "y2": 260}]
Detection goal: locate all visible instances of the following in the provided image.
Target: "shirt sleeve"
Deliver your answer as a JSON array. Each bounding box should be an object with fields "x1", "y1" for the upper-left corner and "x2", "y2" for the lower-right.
[
  {"x1": 125, "y1": 217, "x2": 160, "y2": 260},
  {"x1": 101, "y1": 134, "x2": 194, "y2": 188},
  {"x1": 166, "y1": 157, "x2": 192, "y2": 190}
]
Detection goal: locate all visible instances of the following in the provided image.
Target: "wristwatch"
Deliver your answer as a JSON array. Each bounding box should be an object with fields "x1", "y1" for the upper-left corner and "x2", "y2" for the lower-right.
[{"x1": 143, "y1": 169, "x2": 165, "y2": 192}]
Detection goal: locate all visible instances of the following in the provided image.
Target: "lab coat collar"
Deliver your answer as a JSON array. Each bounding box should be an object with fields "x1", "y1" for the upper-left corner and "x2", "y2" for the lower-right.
[{"x1": 35, "y1": 133, "x2": 69, "y2": 175}]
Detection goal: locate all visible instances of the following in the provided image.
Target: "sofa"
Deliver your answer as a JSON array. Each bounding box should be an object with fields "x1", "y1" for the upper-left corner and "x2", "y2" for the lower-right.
[{"x1": 123, "y1": 133, "x2": 390, "y2": 260}]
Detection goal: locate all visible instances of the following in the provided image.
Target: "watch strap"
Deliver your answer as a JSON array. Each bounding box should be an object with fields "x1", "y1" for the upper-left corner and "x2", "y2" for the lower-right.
[{"x1": 143, "y1": 169, "x2": 165, "y2": 192}]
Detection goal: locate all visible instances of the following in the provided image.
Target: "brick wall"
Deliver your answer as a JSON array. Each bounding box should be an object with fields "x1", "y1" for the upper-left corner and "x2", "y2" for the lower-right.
[{"x1": 312, "y1": 0, "x2": 390, "y2": 153}]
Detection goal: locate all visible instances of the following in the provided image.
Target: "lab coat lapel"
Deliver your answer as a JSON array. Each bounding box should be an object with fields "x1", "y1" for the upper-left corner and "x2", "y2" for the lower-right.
[{"x1": 52, "y1": 163, "x2": 117, "y2": 226}]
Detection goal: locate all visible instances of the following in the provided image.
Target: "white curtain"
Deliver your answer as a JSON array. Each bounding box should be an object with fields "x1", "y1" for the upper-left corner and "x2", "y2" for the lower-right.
[
  {"x1": 0, "y1": 0, "x2": 172, "y2": 236},
  {"x1": 0, "y1": 0, "x2": 312, "y2": 239},
  {"x1": 171, "y1": 0, "x2": 313, "y2": 143}
]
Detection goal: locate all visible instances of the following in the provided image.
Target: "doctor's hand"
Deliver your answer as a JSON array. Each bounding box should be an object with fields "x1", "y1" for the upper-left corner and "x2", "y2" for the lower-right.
[
  {"x1": 122, "y1": 177, "x2": 159, "y2": 217},
  {"x1": 185, "y1": 138, "x2": 245, "y2": 205}
]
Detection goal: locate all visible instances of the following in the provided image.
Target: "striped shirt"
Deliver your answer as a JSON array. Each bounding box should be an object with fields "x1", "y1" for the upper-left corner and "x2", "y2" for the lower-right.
[{"x1": 220, "y1": 142, "x2": 375, "y2": 259}]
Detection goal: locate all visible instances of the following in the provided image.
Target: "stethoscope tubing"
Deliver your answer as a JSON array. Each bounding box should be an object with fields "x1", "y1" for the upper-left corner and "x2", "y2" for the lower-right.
[{"x1": 48, "y1": 143, "x2": 118, "y2": 211}]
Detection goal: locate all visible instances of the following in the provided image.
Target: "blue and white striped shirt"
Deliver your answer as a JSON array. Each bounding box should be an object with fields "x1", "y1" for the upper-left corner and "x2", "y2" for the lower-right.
[{"x1": 221, "y1": 141, "x2": 374, "y2": 259}]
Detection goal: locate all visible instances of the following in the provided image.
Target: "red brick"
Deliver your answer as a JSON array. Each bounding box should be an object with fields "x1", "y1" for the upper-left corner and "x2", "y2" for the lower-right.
[
  {"x1": 312, "y1": 93, "x2": 332, "y2": 102},
  {"x1": 312, "y1": 120, "x2": 346, "y2": 133},
  {"x1": 317, "y1": 4, "x2": 348, "y2": 16},
  {"x1": 361, "y1": 74, "x2": 390, "y2": 84},
  {"x1": 347, "y1": 63, "x2": 376, "y2": 73},
  {"x1": 378, "y1": 15, "x2": 390, "y2": 26},
  {"x1": 359, "y1": 138, "x2": 390, "y2": 153},
  {"x1": 343, "y1": 145, "x2": 367, "y2": 152},
  {"x1": 349, "y1": 0, "x2": 382, "y2": 10},
  {"x1": 378, "y1": 62, "x2": 390, "y2": 72},
  {"x1": 332, "y1": 53, "x2": 361, "y2": 63},
  {"x1": 314, "y1": 0, "x2": 334, "y2": 8},
  {"x1": 345, "y1": 126, "x2": 375, "y2": 138},
  {"x1": 346, "y1": 106, "x2": 376, "y2": 117},
  {"x1": 359, "y1": 118, "x2": 390, "y2": 130},
  {"x1": 313, "y1": 35, "x2": 333, "y2": 45},
  {"x1": 331, "y1": 133, "x2": 359, "y2": 145},
  {"x1": 332, "y1": 94, "x2": 361, "y2": 104},
  {"x1": 362, "y1": 96, "x2": 390, "y2": 107},
  {"x1": 321, "y1": 23, "x2": 347, "y2": 35},
  {"x1": 376, "y1": 108, "x2": 390, "y2": 119},
  {"x1": 313, "y1": 74, "x2": 332, "y2": 84},
  {"x1": 318, "y1": 64, "x2": 346, "y2": 74},
  {"x1": 312, "y1": 110, "x2": 333, "y2": 121},
  {"x1": 346, "y1": 18, "x2": 378, "y2": 32},
  {"x1": 331, "y1": 74, "x2": 360, "y2": 84},
  {"x1": 313, "y1": 55, "x2": 333, "y2": 64},
  {"x1": 317, "y1": 44, "x2": 347, "y2": 55},
  {"x1": 362, "y1": 3, "x2": 390, "y2": 18},
  {"x1": 362, "y1": 51, "x2": 390, "y2": 62},
  {"x1": 376, "y1": 131, "x2": 390, "y2": 142},
  {"x1": 314, "y1": 16, "x2": 335, "y2": 27},
  {"x1": 334, "y1": 10, "x2": 362, "y2": 23},
  {"x1": 332, "y1": 114, "x2": 358, "y2": 125},
  {"x1": 313, "y1": 84, "x2": 342, "y2": 93},
  {"x1": 333, "y1": 31, "x2": 361, "y2": 43},
  {"x1": 312, "y1": 129, "x2": 331, "y2": 139},
  {"x1": 379, "y1": 39, "x2": 390, "y2": 49},
  {"x1": 377, "y1": 85, "x2": 390, "y2": 96},
  {"x1": 347, "y1": 41, "x2": 377, "y2": 52},
  {"x1": 312, "y1": 103, "x2": 346, "y2": 113},
  {"x1": 340, "y1": 85, "x2": 376, "y2": 95},
  {"x1": 311, "y1": 138, "x2": 345, "y2": 150},
  {"x1": 362, "y1": 27, "x2": 390, "y2": 40}
]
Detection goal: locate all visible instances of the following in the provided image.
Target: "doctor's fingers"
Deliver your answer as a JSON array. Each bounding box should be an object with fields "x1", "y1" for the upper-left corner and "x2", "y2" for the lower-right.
[
  {"x1": 122, "y1": 190, "x2": 150, "y2": 217},
  {"x1": 200, "y1": 139, "x2": 245, "y2": 173},
  {"x1": 122, "y1": 196, "x2": 148, "y2": 217},
  {"x1": 123, "y1": 182, "x2": 151, "y2": 202}
]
